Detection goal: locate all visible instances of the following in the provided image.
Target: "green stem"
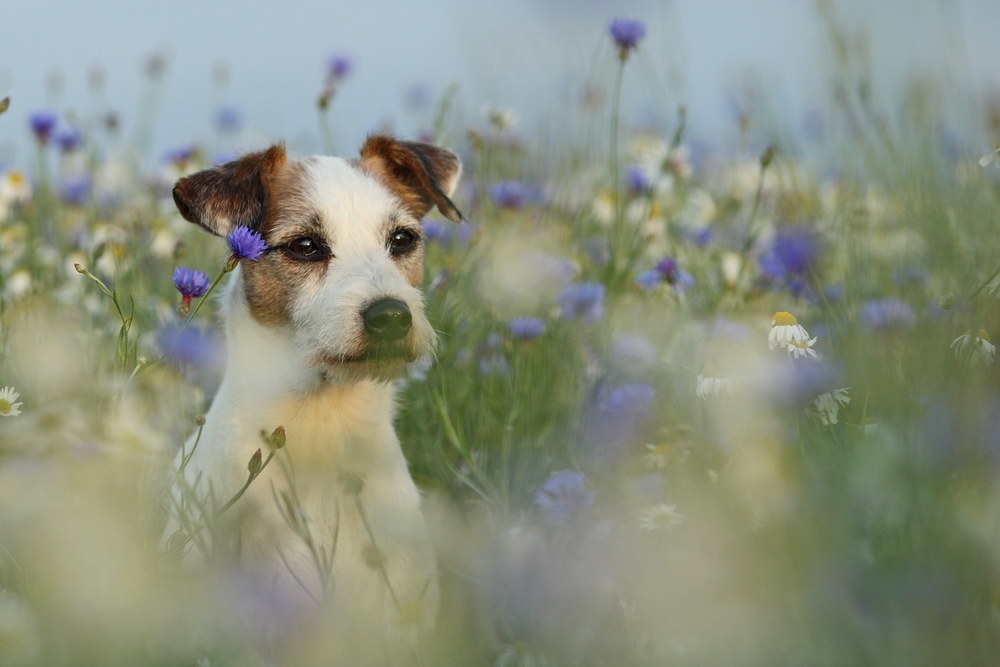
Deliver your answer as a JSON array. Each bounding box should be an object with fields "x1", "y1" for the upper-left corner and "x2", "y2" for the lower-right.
[
  {"x1": 216, "y1": 450, "x2": 275, "y2": 516},
  {"x1": 609, "y1": 59, "x2": 627, "y2": 271}
]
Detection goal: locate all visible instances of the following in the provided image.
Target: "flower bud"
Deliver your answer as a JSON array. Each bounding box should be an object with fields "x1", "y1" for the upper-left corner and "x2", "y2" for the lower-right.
[
  {"x1": 0, "y1": 97, "x2": 9, "y2": 115},
  {"x1": 194, "y1": 415, "x2": 206, "y2": 426},
  {"x1": 270, "y1": 425, "x2": 286, "y2": 449},
  {"x1": 248, "y1": 448, "x2": 263, "y2": 476},
  {"x1": 74, "y1": 263, "x2": 85, "y2": 274},
  {"x1": 938, "y1": 293, "x2": 956, "y2": 310},
  {"x1": 760, "y1": 145, "x2": 776, "y2": 169}
]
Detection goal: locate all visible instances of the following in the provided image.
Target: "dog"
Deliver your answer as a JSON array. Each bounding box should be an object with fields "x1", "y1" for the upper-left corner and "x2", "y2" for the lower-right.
[{"x1": 164, "y1": 135, "x2": 462, "y2": 658}]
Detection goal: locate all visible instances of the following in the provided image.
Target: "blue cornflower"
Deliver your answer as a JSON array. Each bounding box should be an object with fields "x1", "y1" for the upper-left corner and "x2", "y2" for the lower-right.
[
  {"x1": 59, "y1": 177, "x2": 91, "y2": 205},
  {"x1": 159, "y1": 324, "x2": 222, "y2": 369},
  {"x1": 216, "y1": 105, "x2": 242, "y2": 133},
  {"x1": 636, "y1": 270, "x2": 661, "y2": 291},
  {"x1": 626, "y1": 164, "x2": 651, "y2": 194},
  {"x1": 166, "y1": 146, "x2": 196, "y2": 165},
  {"x1": 559, "y1": 282, "x2": 605, "y2": 322},
  {"x1": 636, "y1": 258, "x2": 695, "y2": 293},
  {"x1": 861, "y1": 298, "x2": 916, "y2": 331},
  {"x1": 534, "y1": 470, "x2": 595, "y2": 526},
  {"x1": 508, "y1": 317, "x2": 546, "y2": 340},
  {"x1": 29, "y1": 110, "x2": 58, "y2": 143},
  {"x1": 489, "y1": 180, "x2": 537, "y2": 209},
  {"x1": 55, "y1": 127, "x2": 83, "y2": 153},
  {"x1": 227, "y1": 226, "x2": 268, "y2": 266},
  {"x1": 609, "y1": 18, "x2": 646, "y2": 58},
  {"x1": 173, "y1": 266, "x2": 212, "y2": 314},
  {"x1": 603, "y1": 383, "x2": 656, "y2": 415},
  {"x1": 422, "y1": 218, "x2": 452, "y2": 244},
  {"x1": 771, "y1": 227, "x2": 822, "y2": 277},
  {"x1": 328, "y1": 54, "x2": 353, "y2": 79}
]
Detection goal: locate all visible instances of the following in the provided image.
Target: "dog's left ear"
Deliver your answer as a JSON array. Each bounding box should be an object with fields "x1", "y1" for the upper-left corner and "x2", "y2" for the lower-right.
[
  {"x1": 173, "y1": 144, "x2": 287, "y2": 237},
  {"x1": 359, "y1": 135, "x2": 463, "y2": 223}
]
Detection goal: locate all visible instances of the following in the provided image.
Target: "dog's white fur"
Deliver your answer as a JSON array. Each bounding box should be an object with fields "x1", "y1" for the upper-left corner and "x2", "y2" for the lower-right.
[{"x1": 165, "y1": 143, "x2": 458, "y2": 655}]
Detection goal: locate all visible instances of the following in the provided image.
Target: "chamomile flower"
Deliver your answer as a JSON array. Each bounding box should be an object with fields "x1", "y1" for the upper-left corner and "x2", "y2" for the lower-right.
[
  {"x1": 979, "y1": 143, "x2": 1000, "y2": 168},
  {"x1": 812, "y1": 388, "x2": 850, "y2": 425},
  {"x1": 769, "y1": 311, "x2": 811, "y2": 351},
  {"x1": 788, "y1": 336, "x2": 818, "y2": 359},
  {"x1": 0, "y1": 386, "x2": 23, "y2": 417},
  {"x1": 637, "y1": 503, "x2": 682, "y2": 532},
  {"x1": 642, "y1": 443, "x2": 671, "y2": 470},
  {"x1": 950, "y1": 329, "x2": 996, "y2": 367},
  {"x1": 695, "y1": 362, "x2": 736, "y2": 398}
]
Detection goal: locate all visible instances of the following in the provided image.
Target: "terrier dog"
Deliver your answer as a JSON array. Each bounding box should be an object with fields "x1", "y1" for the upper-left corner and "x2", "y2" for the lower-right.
[{"x1": 165, "y1": 136, "x2": 461, "y2": 656}]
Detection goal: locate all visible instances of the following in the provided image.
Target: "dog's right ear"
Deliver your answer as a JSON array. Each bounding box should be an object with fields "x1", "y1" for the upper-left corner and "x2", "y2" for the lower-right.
[{"x1": 172, "y1": 144, "x2": 287, "y2": 237}]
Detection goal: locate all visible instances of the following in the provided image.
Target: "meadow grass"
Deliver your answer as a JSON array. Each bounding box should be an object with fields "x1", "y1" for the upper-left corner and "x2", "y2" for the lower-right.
[{"x1": 1, "y1": 12, "x2": 1000, "y2": 667}]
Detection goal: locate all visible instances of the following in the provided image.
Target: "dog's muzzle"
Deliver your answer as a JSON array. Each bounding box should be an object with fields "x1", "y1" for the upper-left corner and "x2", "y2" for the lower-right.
[{"x1": 363, "y1": 298, "x2": 412, "y2": 343}]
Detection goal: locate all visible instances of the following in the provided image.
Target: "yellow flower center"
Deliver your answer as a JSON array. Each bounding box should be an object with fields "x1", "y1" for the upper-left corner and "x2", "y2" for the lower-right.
[
  {"x1": 9, "y1": 171, "x2": 24, "y2": 186},
  {"x1": 772, "y1": 311, "x2": 797, "y2": 326},
  {"x1": 793, "y1": 339, "x2": 810, "y2": 348},
  {"x1": 647, "y1": 443, "x2": 671, "y2": 457},
  {"x1": 0, "y1": 399, "x2": 10, "y2": 415},
  {"x1": 979, "y1": 329, "x2": 991, "y2": 342}
]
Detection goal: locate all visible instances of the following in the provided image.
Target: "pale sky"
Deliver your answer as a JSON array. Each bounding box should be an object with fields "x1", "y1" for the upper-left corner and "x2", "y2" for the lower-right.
[{"x1": 1, "y1": 0, "x2": 998, "y2": 166}]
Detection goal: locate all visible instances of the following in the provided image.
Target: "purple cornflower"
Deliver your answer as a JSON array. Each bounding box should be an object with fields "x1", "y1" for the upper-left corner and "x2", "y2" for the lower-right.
[
  {"x1": 55, "y1": 127, "x2": 83, "y2": 153},
  {"x1": 422, "y1": 218, "x2": 452, "y2": 244},
  {"x1": 173, "y1": 266, "x2": 212, "y2": 314},
  {"x1": 636, "y1": 270, "x2": 661, "y2": 291},
  {"x1": 861, "y1": 298, "x2": 916, "y2": 331},
  {"x1": 328, "y1": 54, "x2": 353, "y2": 79},
  {"x1": 59, "y1": 177, "x2": 91, "y2": 205},
  {"x1": 215, "y1": 105, "x2": 242, "y2": 133},
  {"x1": 636, "y1": 258, "x2": 695, "y2": 293},
  {"x1": 760, "y1": 227, "x2": 823, "y2": 282},
  {"x1": 626, "y1": 164, "x2": 652, "y2": 194},
  {"x1": 159, "y1": 324, "x2": 222, "y2": 369},
  {"x1": 559, "y1": 282, "x2": 605, "y2": 322},
  {"x1": 166, "y1": 146, "x2": 196, "y2": 166},
  {"x1": 609, "y1": 18, "x2": 646, "y2": 58},
  {"x1": 489, "y1": 180, "x2": 537, "y2": 209},
  {"x1": 29, "y1": 110, "x2": 58, "y2": 143},
  {"x1": 227, "y1": 226, "x2": 268, "y2": 267},
  {"x1": 534, "y1": 470, "x2": 595, "y2": 526},
  {"x1": 508, "y1": 317, "x2": 546, "y2": 340}
]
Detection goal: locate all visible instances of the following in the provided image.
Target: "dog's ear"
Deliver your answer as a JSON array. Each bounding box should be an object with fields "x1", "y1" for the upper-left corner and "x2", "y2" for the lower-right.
[
  {"x1": 359, "y1": 135, "x2": 462, "y2": 223},
  {"x1": 172, "y1": 144, "x2": 287, "y2": 237}
]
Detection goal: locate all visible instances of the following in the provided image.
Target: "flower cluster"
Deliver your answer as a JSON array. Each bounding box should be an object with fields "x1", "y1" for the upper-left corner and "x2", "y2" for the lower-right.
[{"x1": 769, "y1": 311, "x2": 817, "y2": 358}]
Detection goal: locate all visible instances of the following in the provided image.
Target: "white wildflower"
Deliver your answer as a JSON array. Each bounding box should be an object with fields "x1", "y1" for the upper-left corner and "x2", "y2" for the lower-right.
[
  {"x1": 769, "y1": 311, "x2": 812, "y2": 351},
  {"x1": 695, "y1": 362, "x2": 736, "y2": 398},
  {"x1": 979, "y1": 143, "x2": 1000, "y2": 168},
  {"x1": 0, "y1": 386, "x2": 23, "y2": 417},
  {"x1": 638, "y1": 503, "x2": 683, "y2": 532},
  {"x1": 812, "y1": 388, "x2": 850, "y2": 426},
  {"x1": 950, "y1": 329, "x2": 996, "y2": 367}
]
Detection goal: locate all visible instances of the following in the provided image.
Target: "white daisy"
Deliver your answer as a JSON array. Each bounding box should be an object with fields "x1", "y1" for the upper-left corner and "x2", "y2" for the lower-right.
[
  {"x1": 769, "y1": 311, "x2": 811, "y2": 351},
  {"x1": 979, "y1": 143, "x2": 1000, "y2": 168},
  {"x1": 812, "y1": 387, "x2": 850, "y2": 426},
  {"x1": 0, "y1": 386, "x2": 23, "y2": 417},
  {"x1": 788, "y1": 336, "x2": 818, "y2": 359},
  {"x1": 695, "y1": 362, "x2": 736, "y2": 398},
  {"x1": 642, "y1": 443, "x2": 670, "y2": 470},
  {"x1": 638, "y1": 503, "x2": 683, "y2": 532},
  {"x1": 950, "y1": 329, "x2": 996, "y2": 368}
]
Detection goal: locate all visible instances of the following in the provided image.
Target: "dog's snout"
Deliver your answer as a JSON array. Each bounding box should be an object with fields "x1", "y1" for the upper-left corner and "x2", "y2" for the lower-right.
[{"x1": 363, "y1": 298, "x2": 412, "y2": 342}]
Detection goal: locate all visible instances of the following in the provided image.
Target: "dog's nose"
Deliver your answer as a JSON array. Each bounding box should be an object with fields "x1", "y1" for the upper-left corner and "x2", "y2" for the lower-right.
[{"x1": 363, "y1": 298, "x2": 412, "y2": 342}]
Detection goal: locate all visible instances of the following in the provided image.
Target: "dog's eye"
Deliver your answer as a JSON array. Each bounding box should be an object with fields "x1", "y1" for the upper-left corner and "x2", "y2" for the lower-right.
[
  {"x1": 288, "y1": 237, "x2": 323, "y2": 260},
  {"x1": 388, "y1": 229, "x2": 418, "y2": 255}
]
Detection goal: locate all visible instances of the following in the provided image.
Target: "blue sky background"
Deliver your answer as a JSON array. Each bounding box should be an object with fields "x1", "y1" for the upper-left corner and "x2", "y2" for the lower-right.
[{"x1": 1, "y1": 0, "x2": 998, "y2": 165}]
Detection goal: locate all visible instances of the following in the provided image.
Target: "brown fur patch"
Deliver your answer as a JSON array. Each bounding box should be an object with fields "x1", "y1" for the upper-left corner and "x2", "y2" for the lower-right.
[
  {"x1": 240, "y1": 160, "x2": 327, "y2": 327},
  {"x1": 173, "y1": 145, "x2": 287, "y2": 236},
  {"x1": 358, "y1": 135, "x2": 463, "y2": 223}
]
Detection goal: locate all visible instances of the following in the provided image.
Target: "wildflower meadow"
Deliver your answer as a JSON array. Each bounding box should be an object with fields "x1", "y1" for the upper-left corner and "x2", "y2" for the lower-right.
[{"x1": 2, "y1": 8, "x2": 1000, "y2": 667}]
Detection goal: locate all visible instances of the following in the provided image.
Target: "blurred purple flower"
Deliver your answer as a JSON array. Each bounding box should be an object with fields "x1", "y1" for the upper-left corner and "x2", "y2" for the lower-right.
[
  {"x1": 861, "y1": 298, "x2": 916, "y2": 331},
  {"x1": 636, "y1": 270, "x2": 661, "y2": 291},
  {"x1": 609, "y1": 18, "x2": 647, "y2": 54},
  {"x1": 455, "y1": 222, "x2": 474, "y2": 245},
  {"x1": 559, "y1": 282, "x2": 605, "y2": 322},
  {"x1": 55, "y1": 127, "x2": 83, "y2": 153},
  {"x1": 636, "y1": 258, "x2": 695, "y2": 293},
  {"x1": 29, "y1": 110, "x2": 58, "y2": 143},
  {"x1": 166, "y1": 146, "x2": 196, "y2": 165},
  {"x1": 403, "y1": 83, "x2": 432, "y2": 112},
  {"x1": 613, "y1": 334, "x2": 656, "y2": 367},
  {"x1": 479, "y1": 354, "x2": 510, "y2": 376},
  {"x1": 328, "y1": 54, "x2": 353, "y2": 79},
  {"x1": 422, "y1": 218, "x2": 452, "y2": 244},
  {"x1": 228, "y1": 226, "x2": 267, "y2": 261},
  {"x1": 508, "y1": 317, "x2": 546, "y2": 340},
  {"x1": 489, "y1": 180, "x2": 540, "y2": 209},
  {"x1": 690, "y1": 226, "x2": 714, "y2": 247},
  {"x1": 584, "y1": 383, "x2": 657, "y2": 455},
  {"x1": 770, "y1": 226, "x2": 822, "y2": 277},
  {"x1": 625, "y1": 164, "x2": 651, "y2": 194},
  {"x1": 534, "y1": 470, "x2": 595, "y2": 526},
  {"x1": 59, "y1": 177, "x2": 91, "y2": 205},
  {"x1": 216, "y1": 105, "x2": 242, "y2": 133},
  {"x1": 159, "y1": 324, "x2": 222, "y2": 368}
]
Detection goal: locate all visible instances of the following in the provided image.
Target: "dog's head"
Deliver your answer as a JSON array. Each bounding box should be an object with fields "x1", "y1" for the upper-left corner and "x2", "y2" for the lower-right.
[{"x1": 172, "y1": 135, "x2": 461, "y2": 382}]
